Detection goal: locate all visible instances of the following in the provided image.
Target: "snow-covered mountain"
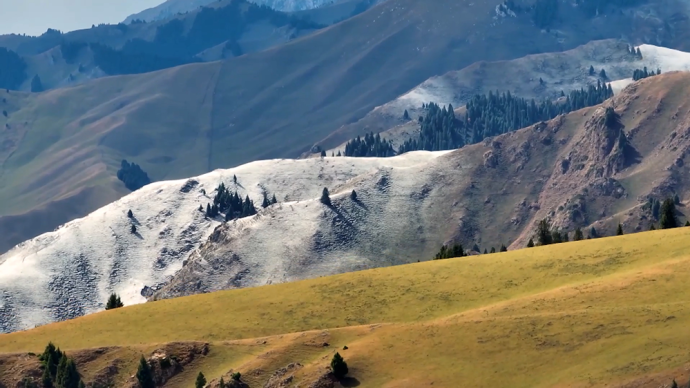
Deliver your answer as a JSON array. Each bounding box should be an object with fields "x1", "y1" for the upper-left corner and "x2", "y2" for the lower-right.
[
  {"x1": 124, "y1": 0, "x2": 337, "y2": 23},
  {"x1": 321, "y1": 41, "x2": 690, "y2": 153},
  {"x1": 0, "y1": 151, "x2": 449, "y2": 332}
]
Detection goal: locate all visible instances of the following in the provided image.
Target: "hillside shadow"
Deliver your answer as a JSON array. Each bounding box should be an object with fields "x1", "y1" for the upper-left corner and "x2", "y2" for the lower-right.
[{"x1": 340, "y1": 377, "x2": 360, "y2": 387}]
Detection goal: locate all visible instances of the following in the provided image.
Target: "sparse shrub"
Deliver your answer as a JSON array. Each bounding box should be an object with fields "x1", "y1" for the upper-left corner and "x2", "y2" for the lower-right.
[{"x1": 330, "y1": 352, "x2": 348, "y2": 379}]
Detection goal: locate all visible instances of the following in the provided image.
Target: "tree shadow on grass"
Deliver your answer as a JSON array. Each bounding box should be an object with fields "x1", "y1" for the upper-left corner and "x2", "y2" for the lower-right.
[{"x1": 340, "y1": 377, "x2": 361, "y2": 387}]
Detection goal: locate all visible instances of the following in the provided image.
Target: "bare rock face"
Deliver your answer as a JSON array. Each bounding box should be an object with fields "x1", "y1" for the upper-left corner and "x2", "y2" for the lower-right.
[{"x1": 263, "y1": 363, "x2": 304, "y2": 388}]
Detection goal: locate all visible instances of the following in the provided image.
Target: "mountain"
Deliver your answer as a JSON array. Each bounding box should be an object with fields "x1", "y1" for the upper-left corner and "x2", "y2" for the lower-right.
[
  {"x1": 321, "y1": 41, "x2": 690, "y2": 154},
  {"x1": 2, "y1": 0, "x2": 688, "y2": 255},
  {"x1": 4, "y1": 71, "x2": 690, "y2": 331},
  {"x1": 123, "y1": 0, "x2": 356, "y2": 24},
  {"x1": 1, "y1": 226, "x2": 690, "y2": 387}
]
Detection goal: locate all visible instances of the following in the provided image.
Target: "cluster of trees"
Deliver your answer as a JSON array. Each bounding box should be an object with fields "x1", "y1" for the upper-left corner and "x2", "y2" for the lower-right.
[
  {"x1": 343, "y1": 132, "x2": 395, "y2": 157},
  {"x1": 117, "y1": 159, "x2": 151, "y2": 191},
  {"x1": 26, "y1": 342, "x2": 85, "y2": 388},
  {"x1": 0, "y1": 47, "x2": 27, "y2": 90},
  {"x1": 433, "y1": 243, "x2": 465, "y2": 260},
  {"x1": 632, "y1": 67, "x2": 661, "y2": 81},
  {"x1": 105, "y1": 293, "x2": 124, "y2": 310},
  {"x1": 397, "y1": 82, "x2": 613, "y2": 154},
  {"x1": 205, "y1": 182, "x2": 258, "y2": 220},
  {"x1": 526, "y1": 196, "x2": 685, "y2": 248}
]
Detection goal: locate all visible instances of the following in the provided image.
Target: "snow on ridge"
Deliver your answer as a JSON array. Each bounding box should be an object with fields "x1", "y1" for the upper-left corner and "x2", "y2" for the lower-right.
[{"x1": 0, "y1": 151, "x2": 447, "y2": 332}]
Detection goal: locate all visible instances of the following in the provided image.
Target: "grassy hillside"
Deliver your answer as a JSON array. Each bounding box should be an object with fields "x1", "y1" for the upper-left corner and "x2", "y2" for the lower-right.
[{"x1": 1, "y1": 228, "x2": 690, "y2": 387}]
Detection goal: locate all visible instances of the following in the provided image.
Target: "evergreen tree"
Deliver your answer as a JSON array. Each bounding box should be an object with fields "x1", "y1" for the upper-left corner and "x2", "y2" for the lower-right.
[
  {"x1": 650, "y1": 223, "x2": 656, "y2": 231},
  {"x1": 330, "y1": 353, "x2": 348, "y2": 379},
  {"x1": 261, "y1": 192, "x2": 270, "y2": 208},
  {"x1": 562, "y1": 232, "x2": 569, "y2": 242},
  {"x1": 599, "y1": 68, "x2": 607, "y2": 79},
  {"x1": 589, "y1": 65, "x2": 595, "y2": 76},
  {"x1": 651, "y1": 198, "x2": 661, "y2": 219},
  {"x1": 434, "y1": 244, "x2": 464, "y2": 260},
  {"x1": 527, "y1": 238, "x2": 534, "y2": 248},
  {"x1": 219, "y1": 377, "x2": 225, "y2": 388},
  {"x1": 136, "y1": 356, "x2": 155, "y2": 388},
  {"x1": 536, "y1": 219, "x2": 553, "y2": 246},
  {"x1": 127, "y1": 209, "x2": 133, "y2": 218},
  {"x1": 55, "y1": 357, "x2": 80, "y2": 388},
  {"x1": 31, "y1": 74, "x2": 44, "y2": 93},
  {"x1": 671, "y1": 380, "x2": 678, "y2": 388},
  {"x1": 490, "y1": 247, "x2": 496, "y2": 254},
  {"x1": 320, "y1": 188, "x2": 331, "y2": 206},
  {"x1": 271, "y1": 194, "x2": 278, "y2": 204},
  {"x1": 231, "y1": 372, "x2": 241, "y2": 382},
  {"x1": 344, "y1": 132, "x2": 395, "y2": 157},
  {"x1": 589, "y1": 227, "x2": 598, "y2": 239},
  {"x1": 685, "y1": 221, "x2": 690, "y2": 227},
  {"x1": 320, "y1": 150, "x2": 326, "y2": 157},
  {"x1": 350, "y1": 190, "x2": 357, "y2": 201},
  {"x1": 500, "y1": 245, "x2": 507, "y2": 252},
  {"x1": 206, "y1": 203, "x2": 212, "y2": 217},
  {"x1": 41, "y1": 367, "x2": 53, "y2": 388},
  {"x1": 199, "y1": 204, "x2": 203, "y2": 212},
  {"x1": 472, "y1": 244, "x2": 480, "y2": 253},
  {"x1": 131, "y1": 224, "x2": 137, "y2": 234},
  {"x1": 616, "y1": 223, "x2": 623, "y2": 235},
  {"x1": 551, "y1": 230, "x2": 563, "y2": 244},
  {"x1": 233, "y1": 175, "x2": 237, "y2": 184},
  {"x1": 660, "y1": 198, "x2": 679, "y2": 229},
  {"x1": 195, "y1": 372, "x2": 207, "y2": 388},
  {"x1": 105, "y1": 293, "x2": 123, "y2": 310},
  {"x1": 574, "y1": 228, "x2": 584, "y2": 241},
  {"x1": 483, "y1": 248, "x2": 488, "y2": 254},
  {"x1": 403, "y1": 109, "x2": 410, "y2": 120}
]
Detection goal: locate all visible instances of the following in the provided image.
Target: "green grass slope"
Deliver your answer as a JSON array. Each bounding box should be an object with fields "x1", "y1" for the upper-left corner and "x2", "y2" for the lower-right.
[{"x1": 1, "y1": 228, "x2": 690, "y2": 387}]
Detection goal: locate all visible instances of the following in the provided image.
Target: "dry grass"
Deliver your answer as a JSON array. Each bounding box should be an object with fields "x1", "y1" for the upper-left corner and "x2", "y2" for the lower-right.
[{"x1": 2, "y1": 228, "x2": 690, "y2": 387}]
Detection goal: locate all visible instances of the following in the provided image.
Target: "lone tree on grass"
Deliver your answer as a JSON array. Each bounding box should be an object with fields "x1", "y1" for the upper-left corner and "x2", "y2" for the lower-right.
[
  {"x1": 660, "y1": 198, "x2": 679, "y2": 229},
  {"x1": 136, "y1": 356, "x2": 154, "y2": 388},
  {"x1": 105, "y1": 293, "x2": 124, "y2": 310},
  {"x1": 500, "y1": 245, "x2": 507, "y2": 252},
  {"x1": 616, "y1": 223, "x2": 624, "y2": 236},
  {"x1": 195, "y1": 372, "x2": 206, "y2": 388},
  {"x1": 330, "y1": 352, "x2": 348, "y2": 379},
  {"x1": 320, "y1": 188, "x2": 332, "y2": 206},
  {"x1": 526, "y1": 238, "x2": 534, "y2": 248},
  {"x1": 536, "y1": 219, "x2": 553, "y2": 246}
]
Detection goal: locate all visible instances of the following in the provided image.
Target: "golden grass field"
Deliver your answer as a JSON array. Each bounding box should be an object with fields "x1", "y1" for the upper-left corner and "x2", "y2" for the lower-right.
[{"x1": 2, "y1": 228, "x2": 690, "y2": 387}]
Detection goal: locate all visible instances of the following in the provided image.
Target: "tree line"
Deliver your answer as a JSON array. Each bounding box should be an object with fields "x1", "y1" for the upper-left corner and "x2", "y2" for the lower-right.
[{"x1": 632, "y1": 67, "x2": 661, "y2": 81}]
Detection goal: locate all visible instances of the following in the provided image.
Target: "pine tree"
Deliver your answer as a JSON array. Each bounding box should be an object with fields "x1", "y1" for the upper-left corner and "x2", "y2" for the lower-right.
[
  {"x1": 41, "y1": 366, "x2": 53, "y2": 388},
  {"x1": 233, "y1": 175, "x2": 237, "y2": 184},
  {"x1": 219, "y1": 377, "x2": 225, "y2": 388},
  {"x1": 490, "y1": 247, "x2": 496, "y2": 253},
  {"x1": 320, "y1": 150, "x2": 326, "y2": 157},
  {"x1": 589, "y1": 65, "x2": 595, "y2": 76},
  {"x1": 589, "y1": 226, "x2": 598, "y2": 239},
  {"x1": 574, "y1": 228, "x2": 584, "y2": 241},
  {"x1": 599, "y1": 68, "x2": 607, "y2": 79},
  {"x1": 136, "y1": 356, "x2": 155, "y2": 388},
  {"x1": 671, "y1": 380, "x2": 678, "y2": 388},
  {"x1": 131, "y1": 224, "x2": 137, "y2": 234},
  {"x1": 330, "y1": 353, "x2": 348, "y2": 379},
  {"x1": 199, "y1": 204, "x2": 203, "y2": 212},
  {"x1": 206, "y1": 203, "x2": 212, "y2": 217},
  {"x1": 500, "y1": 245, "x2": 507, "y2": 252},
  {"x1": 55, "y1": 357, "x2": 80, "y2": 388},
  {"x1": 271, "y1": 194, "x2": 277, "y2": 204},
  {"x1": 616, "y1": 223, "x2": 623, "y2": 235},
  {"x1": 403, "y1": 109, "x2": 410, "y2": 120},
  {"x1": 195, "y1": 372, "x2": 207, "y2": 388},
  {"x1": 483, "y1": 248, "x2": 487, "y2": 254},
  {"x1": 231, "y1": 372, "x2": 241, "y2": 382},
  {"x1": 562, "y1": 232, "x2": 569, "y2": 242},
  {"x1": 685, "y1": 221, "x2": 690, "y2": 227},
  {"x1": 660, "y1": 198, "x2": 679, "y2": 229},
  {"x1": 261, "y1": 192, "x2": 270, "y2": 208},
  {"x1": 320, "y1": 188, "x2": 331, "y2": 206},
  {"x1": 551, "y1": 230, "x2": 563, "y2": 244},
  {"x1": 105, "y1": 293, "x2": 123, "y2": 310},
  {"x1": 536, "y1": 219, "x2": 553, "y2": 246},
  {"x1": 350, "y1": 190, "x2": 357, "y2": 201},
  {"x1": 127, "y1": 209, "x2": 133, "y2": 218},
  {"x1": 527, "y1": 238, "x2": 534, "y2": 248},
  {"x1": 650, "y1": 223, "x2": 656, "y2": 231}
]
